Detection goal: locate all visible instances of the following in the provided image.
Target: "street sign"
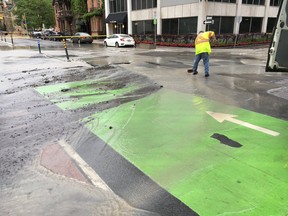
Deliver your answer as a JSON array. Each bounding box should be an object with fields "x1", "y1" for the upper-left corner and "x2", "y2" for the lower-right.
[
  {"x1": 203, "y1": 20, "x2": 214, "y2": 25},
  {"x1": 153, "y1": 18, "x2": 157, "y2": 25}
]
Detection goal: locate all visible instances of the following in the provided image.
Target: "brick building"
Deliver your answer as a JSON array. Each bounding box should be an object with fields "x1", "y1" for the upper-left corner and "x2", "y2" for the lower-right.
[
  {"x1": 53, "y1": 0, "x2": 104, "y2": 36},
  {"x1": 53, "y1": 0, "x2": 75, "y2": 35},
  {"x1": 87, "y1": 0, "x2": 105, "y2": 35}
]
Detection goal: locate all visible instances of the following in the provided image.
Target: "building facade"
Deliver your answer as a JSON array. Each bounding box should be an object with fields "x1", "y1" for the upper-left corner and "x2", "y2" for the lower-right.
[
  {"x1": 53, "y1": 0, "x2": 105, "y2": 35},
  {"x1": 87, "y1": 0, "x2": 105, "y2": 35},
  {"x1": 53, "y1": 0, "x2": 75, "y2": 35},
  {"x1": 104, "y1": 0, "x2": 280, "y2": 35}
]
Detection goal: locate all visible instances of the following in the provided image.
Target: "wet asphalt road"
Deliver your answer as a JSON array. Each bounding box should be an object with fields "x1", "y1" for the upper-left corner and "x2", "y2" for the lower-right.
[{"x1": 0, "y1": 38, "x2": 287, "y2": 216}]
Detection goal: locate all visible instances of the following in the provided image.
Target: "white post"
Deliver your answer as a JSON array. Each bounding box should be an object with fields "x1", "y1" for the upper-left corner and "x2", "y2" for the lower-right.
[
  {"x1": 197, "y1": 0, "x2": 206, "y2": 32},
  {"x1": 127, "y1": 0, "x2": 132, "y2": 34},
  {"x1": 233, "y1": 0, "x2": 242, "y2": 34},
  {"x1": 157, "y1": 0, "x2": 161, "y2": 35},
  {"x1": 262, "y1": 0, "x2": 270, "y2": 33},
  {"x1": 105, "y1": 0, "x2": 110, "y2": 35}
]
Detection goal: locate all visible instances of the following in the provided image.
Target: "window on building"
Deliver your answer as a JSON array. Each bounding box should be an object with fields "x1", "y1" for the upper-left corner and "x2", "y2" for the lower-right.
[
  {"x1": 206, "y1": 16, "x2": 234, "y2": 34},
  {"x1": 162, "y1": 17, "x2": 197, "y2": 35},
  {"x1": 242, "y1": 0, "x2": 265, "y2": 5},
  {"x1": 132, "y1": 20, "x2": 155, "y2": 34},
  {"x1": 251, "y1": 17, "x2": 262, "y2": 32},
  {"x1": 136, "y1": 0, "x2": 141, "y2": 9},
  {"x1": 132, "y1": 1, "x2": 137, "y2": 10},
  {"x1": 109, "y1": 0, "x2": 127, "y2": 12},
  {"x1": 147, "y1": 0, "x2": 152, "y2": 8},
  {"x1": 153, "y1": 0, "x2": 157, "y2": 7},
  {"x1": 116, "y1": 0, "x2": 121, "y2": 11},
  {"x1": 145, "y1": 20, "x2": 154, "y2": 34},
  {"x1": 132, "y1": 0, "x2": 157, "y2": 10},
  {"x1": 133, "y1": 21, "x2": 144, "y2": 34},
  {"x1": 120, "y1": 0, "x2": 126, "y2": 11},
  {"x1": 239, "y1": 17, "x2": 263, "y2": 33},
  {"x1": 142, "y1": 0, "x2": 147, "y2": 9},
  {"x1": 109, "y1": 0, "x2": 116, "y2": 13},
  {"x1": 162, "y1": 19, "x2": 178, "y2": 35},
  {"x1": 179, "y1": 18, "x2": 198, "y2": 34},
  {"x1": 270, "y1": 0, "x2": 282, "y2": 6},
  {"x1": 220, "y1": 17, "x2": 235, "y2": 33},
  {"x1": 267, "y1": 17, "x2": 277, "y2": 32},
  {"x1": 208, "y1": 0, "x2": 236, "y2": 3},
  {"x1": 240, "y1": 17, "x2": 251, "y2": 33}
]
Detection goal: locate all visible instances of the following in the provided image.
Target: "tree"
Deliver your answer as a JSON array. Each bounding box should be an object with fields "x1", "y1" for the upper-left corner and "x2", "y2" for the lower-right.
[
  {"x1": 71, "y1": 0, "x2": 88, "y2": 32},
  {"x1": 14, "y1": 0, "x2": 55, "y2": 30},
  {"x1": 71, "y1": 0, "x2": 87, "y2": 15}
]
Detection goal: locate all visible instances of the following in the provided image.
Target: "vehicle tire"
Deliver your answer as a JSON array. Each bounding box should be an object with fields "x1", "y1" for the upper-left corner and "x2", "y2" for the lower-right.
[
  {"x1": 104, "y1": 41, "x2": 108, "y2": 47},
  {"x1": 115, "y1": 42, "x2": 119, "y2": 48}
]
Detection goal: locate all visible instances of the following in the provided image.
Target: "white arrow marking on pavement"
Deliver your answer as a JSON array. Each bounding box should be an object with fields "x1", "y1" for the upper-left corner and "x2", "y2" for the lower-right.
[{"x1": 206, "y1": 111, "x2": 280, "y2": 137}]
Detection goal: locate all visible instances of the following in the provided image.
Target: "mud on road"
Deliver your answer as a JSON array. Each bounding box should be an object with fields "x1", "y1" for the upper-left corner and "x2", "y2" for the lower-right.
[{"x1": 0, "y1": 49, "x2": 161, "y2": 216}]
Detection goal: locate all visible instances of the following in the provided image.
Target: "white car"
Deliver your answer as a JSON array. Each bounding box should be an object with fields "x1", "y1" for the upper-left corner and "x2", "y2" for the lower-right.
[{"x1": 104, "y1": 34, "x2": 135, "y2": 47}]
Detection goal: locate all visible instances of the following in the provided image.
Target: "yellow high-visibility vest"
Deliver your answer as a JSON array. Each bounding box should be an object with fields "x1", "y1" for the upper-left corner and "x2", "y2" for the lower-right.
[{"x1": 195, "y1": 31, "x2": 214, "y2": 55}]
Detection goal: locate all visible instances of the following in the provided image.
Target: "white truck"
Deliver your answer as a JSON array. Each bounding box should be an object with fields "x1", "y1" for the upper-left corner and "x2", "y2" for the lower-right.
[{"x1": 266, "y1": 0, "x2": 288, "y2": 72}]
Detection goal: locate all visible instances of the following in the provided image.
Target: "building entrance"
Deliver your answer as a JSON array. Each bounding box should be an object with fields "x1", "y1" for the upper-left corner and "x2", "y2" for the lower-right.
[{"x1": 113, "y1": 23, "x2": 127, "y2": 34}]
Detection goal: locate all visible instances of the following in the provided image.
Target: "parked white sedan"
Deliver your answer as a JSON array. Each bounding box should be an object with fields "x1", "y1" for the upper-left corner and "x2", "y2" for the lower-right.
[{"x1": 104, "y1": 34, "x2": 135, "y2": 47}]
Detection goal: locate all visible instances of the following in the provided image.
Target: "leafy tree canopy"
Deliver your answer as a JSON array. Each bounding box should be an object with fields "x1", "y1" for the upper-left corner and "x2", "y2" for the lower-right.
[
  {"x1": 14, "y1": 0, "x2": 55, "y2": 30},
  {"x1": 71, "y1": 0, "x2": 87, "y2": 15}
]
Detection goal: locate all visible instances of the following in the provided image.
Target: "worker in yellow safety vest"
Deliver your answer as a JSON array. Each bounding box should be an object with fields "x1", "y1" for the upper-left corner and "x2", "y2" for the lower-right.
[{"x1": 188, "y1": 31, "x2": 216, "y2": 77}]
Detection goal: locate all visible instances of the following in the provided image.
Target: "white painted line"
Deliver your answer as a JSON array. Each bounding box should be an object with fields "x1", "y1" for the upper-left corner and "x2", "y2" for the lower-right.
[
  {"x1": 58, "y1": 139, "x2": 112, "y2": 191},
  {"x1": 207, "y1": 111, "x2": 280, "y2": 137}
]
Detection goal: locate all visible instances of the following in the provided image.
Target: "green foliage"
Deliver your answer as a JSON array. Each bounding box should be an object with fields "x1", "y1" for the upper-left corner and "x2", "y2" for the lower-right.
[
  {"x1": 71, "y1": 0, "x2": 87, "y2": 15},
  {"x1": 82, "y1": 0, "x2": 104, "y2": 22},
  {"x1": 83, "y1": 8, "x2": 103, "y2": 21},
  {"x1": 14, "y1": 0, "x2": 55, "y2": 30}
]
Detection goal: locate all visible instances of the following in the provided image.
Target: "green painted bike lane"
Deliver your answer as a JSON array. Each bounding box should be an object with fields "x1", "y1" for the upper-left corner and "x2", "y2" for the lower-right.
[
  {"x1": 36, "y1": 82, "x2": 288, "y2": 215},
  {"x1": 35, "y1": 80, "x2": 139, "y2": 110},
  {"x1": 83, "y1": 89, "x2": 288, "y2": 216}
]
